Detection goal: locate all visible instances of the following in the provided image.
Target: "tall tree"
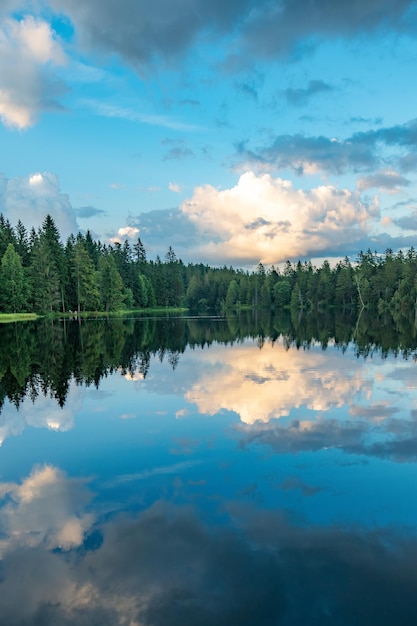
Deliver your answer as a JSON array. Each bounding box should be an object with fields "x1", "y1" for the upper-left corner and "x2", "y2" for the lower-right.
[
  {"x1": 15, "y1": 220, "x2": 30, "y2": 266},
  {"x1": 40, "y1": 215, "x2": 67, "y2": 311},
  {"x1": 134, "y1": 237, "x2": 147, "y2": 265},
  {"x1": 28, "y1": 237, "x2": 61, "y2": 313},
  {"x1": 71, "y1": 239, "x2": 100, "y2": 312},
  {"x1": 0, "y1": 244, "x2": 29, "y2": 312},
  {"x1": 99, "y1": 254, "x2": 125, "y2": 312},
  {"x1": 0, "y1": 215, "x2": 17, "y2": 259}
]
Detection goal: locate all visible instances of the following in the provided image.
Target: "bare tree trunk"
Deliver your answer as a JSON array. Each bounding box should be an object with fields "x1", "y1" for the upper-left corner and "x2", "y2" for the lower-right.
[{"x1": 354, "y1": 276, "x2": 365, "y2": 311}]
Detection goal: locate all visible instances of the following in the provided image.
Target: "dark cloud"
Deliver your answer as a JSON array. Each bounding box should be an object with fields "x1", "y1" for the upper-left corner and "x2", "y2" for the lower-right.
[
  {"x1": 235, "y1": 133, "x2": 375, "y2": 175},
  {"x1": 50, "y1": 0, "x2": 252, "y2": 72},
  {"x1": 236, "y1": 0, "x2": 417, "y2": 62},
  {"x1": 282, "y1": 79, "x2": 334, "y2": 106},
  {"x1": 245, "y1": 217, "x2": 271, "y2": 230},
  {"x1": 163, "y1": 146, "x2": 194, "y2": 161},
  {"x1": 349, "y1": 116, "x2": 384, "y2": 125},
  {"x1": 397, "y1": 152, "x2": 417, "y2": 172},
  {"x1": 128, "y1": 207, "x2": 215, "y2": 259},
  {"x1": 235, "y1": 81, "x2": 259, "y2": 100},
  {"x1": 357, "y1": 170, "x2": 411, "y2": 191},
  {"x1": 49, "y1": 0, "x2": 417, "y2": 72},
  {"x1": 76, "y1": 205, "x2": 107, "y2": 218},
  {"x1": 338, "y1": 232, "x2": 417, "y2": 258},
  {"x1": 238, "y1": 412, "x2": 417, "y2": 463},
  {"x1": 235, "y1": 118, "x2": 417, "y2": 175},
  {"x1": 393, "y1": 211, "x2": 417, "y2": 231},
  {"x1": 3, "y1": 502, "x2": 417, "y2": 624},
  {"x1": 349, "y1": 404, "x2": 399, "y2": 419},
  {"x1": 161, "y1": 137, "x2": 194, "y2": 161}
]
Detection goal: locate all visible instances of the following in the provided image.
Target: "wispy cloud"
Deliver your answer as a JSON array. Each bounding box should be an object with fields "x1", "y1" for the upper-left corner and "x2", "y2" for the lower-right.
[
  {"x1": 80, "y1": 98, "x2": 203, "y2": 131},
  {"x1": 104, "y1": 460, "x2": 200, "y2": 487}
]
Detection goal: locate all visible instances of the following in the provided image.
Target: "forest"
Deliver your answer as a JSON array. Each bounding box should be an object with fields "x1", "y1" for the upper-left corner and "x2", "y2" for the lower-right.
[{"x1": 1, "y1": 213, "x2": 417, "y2": 319}]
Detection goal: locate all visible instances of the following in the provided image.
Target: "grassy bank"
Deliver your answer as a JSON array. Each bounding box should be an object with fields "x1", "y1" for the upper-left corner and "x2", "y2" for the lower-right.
[
  {"x1": 0, "y1": 308, "x2": 189, "y2": 324},
  {"x1": 58, "y1": 307, "x2": 189, "y2": 319},
  {"x1": 0, "y1": 313, "x2": 40, "y2": 324}
]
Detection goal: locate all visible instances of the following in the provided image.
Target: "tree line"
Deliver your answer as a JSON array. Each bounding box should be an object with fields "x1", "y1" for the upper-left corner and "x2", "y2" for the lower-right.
[{"x1": 1, "y1": 213, "x2": 417, "y2": 317}]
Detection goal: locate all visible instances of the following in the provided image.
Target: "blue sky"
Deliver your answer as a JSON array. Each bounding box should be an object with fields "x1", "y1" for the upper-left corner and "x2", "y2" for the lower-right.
[{"x1": 1, "y1": 0, "x2": 417, "y2": 267}]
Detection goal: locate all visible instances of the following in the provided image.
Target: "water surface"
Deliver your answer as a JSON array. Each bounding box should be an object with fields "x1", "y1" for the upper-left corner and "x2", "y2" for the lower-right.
[{"x1": 1, "y1": 313, "x2": 417, "y2": 625}]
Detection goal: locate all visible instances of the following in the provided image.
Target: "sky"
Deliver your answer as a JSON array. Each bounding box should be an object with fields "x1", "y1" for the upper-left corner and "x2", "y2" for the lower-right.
[{"x1": 1, "y1": 0, "x2": 417, "y2": 267}]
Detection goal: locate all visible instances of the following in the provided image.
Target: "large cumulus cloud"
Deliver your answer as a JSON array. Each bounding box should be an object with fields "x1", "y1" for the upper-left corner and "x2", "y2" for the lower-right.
[
  {"x1": 185, "y1": 341, "x2": 367, "y2": 424},
  {"x1": 180, "y1": 171, "x2": 379, "y2": 264}
]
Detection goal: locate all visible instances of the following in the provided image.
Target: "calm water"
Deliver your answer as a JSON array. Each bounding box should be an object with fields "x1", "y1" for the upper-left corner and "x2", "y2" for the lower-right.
[{"x1": 1, "y1": 313, "x2": 417, "y2": 625}]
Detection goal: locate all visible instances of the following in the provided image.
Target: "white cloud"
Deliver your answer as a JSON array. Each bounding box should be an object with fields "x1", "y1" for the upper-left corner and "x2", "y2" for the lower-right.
[
  {"x1": 169, "y1": 181, "x2": 181, "y2": 193},
  {"x1": 0, "y1": 16, "x2": 66, "y2": 129},
  {"x1": 0, "y1": 465, "x2": 94, "y2": 554},
  {"x1": 181, "y1": 172, "x2": 379, "y2": 264},
  {"x1": 109, "y1": 225, "x2": 140, "y2": 243},
  {"x1": 0, "y1": 171, "x2": 79, "y2": 239}
]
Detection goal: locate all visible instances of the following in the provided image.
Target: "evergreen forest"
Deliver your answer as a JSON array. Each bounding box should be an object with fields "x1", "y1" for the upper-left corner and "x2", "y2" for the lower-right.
[{"x1": 1, "y1": 213, "x2": 417, "y2": 320}]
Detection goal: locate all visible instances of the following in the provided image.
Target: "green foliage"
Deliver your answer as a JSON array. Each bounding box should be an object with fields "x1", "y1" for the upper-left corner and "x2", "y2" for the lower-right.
[
  {"x1": 28, "y1": 236, "x2": 61, "y2": 313},
  {"x1": 225, "y1": 279, "x2": 239, "y2": 309},
  {"x1": 2, "y1": 214, "x2": 417, "y2": 318},
  {"x1": 99, "y1": 253, "x2": 125, "y2": 311},
  {"x1": 70, "y1": 239, "x2": 100, "y2": 312},
  {"x1": 0, "y1": 244, "x2": 29, "y2": 312}
]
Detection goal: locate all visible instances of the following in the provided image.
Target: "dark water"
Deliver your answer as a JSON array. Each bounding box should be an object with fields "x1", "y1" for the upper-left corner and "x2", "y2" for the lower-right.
[{"x1": 1, "y1": 312, "x2": 417, "y2": 625}]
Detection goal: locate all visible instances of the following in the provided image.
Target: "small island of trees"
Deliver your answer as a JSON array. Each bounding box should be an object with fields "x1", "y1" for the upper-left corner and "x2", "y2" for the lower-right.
[{"x1": 0, "y1": 213, "x2": 417, "y2": 321}]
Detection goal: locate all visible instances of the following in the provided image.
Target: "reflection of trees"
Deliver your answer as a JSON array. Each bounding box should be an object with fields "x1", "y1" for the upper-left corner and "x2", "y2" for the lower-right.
[{"x1": 1, "y1": 310, "x2": 417, "y2": 412}]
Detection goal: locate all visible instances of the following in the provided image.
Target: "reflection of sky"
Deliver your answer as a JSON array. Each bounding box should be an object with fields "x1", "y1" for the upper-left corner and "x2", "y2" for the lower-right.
[
  {"x1": 1, "y1": 476, "x2": 417, "y2": 626},
  {"x1": 2, "y1": 338, "x2": 417, "y2": 621}
]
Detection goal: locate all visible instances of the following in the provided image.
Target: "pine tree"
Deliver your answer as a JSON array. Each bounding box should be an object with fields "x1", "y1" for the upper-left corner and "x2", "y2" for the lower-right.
[
  {"x1": 29, "y1": 237, "x2": 61, "y2": 313},
  {"x1": 0, "y1": 244, "x2": 29, "y2": 312},
  {"x1": 40, "y1": 215, "x2": 67, "y2": 311},
  {"x1": 99, "y1": 254, "x2": 125, "y2": 312},
  {"x1": 71, "y1": 239, "x2": 100, "y2": 312}
]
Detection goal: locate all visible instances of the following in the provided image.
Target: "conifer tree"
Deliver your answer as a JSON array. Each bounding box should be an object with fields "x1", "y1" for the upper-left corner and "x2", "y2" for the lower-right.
[{"x1": 0, "y1": 243, "x2": 29, "y2": 312}]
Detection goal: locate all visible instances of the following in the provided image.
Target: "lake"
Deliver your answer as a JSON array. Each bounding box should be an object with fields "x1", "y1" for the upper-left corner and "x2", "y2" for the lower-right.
[{"x1": 1, "y1": 312, "x2": 417, "y2": 625}]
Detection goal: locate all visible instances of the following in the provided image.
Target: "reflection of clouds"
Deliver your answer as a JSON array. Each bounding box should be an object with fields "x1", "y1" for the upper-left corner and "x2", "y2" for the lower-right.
[
  {"x1": 186, "y1": 341, "x2": 365, "y2": 424},
  {"x1": 2, "y1": 502, "x2": 417, "y2": 625},
  {"x1": 239, "y1": 412, "x2": 417, "y2": 463},
  {"x1": 104, "y1": 460, "x2": 199, "y2": 487},
  {"x1": 0, "y1": 379, "x2": 82, "y2": 445},
  {"x1": 123, "y1": 370, "x2": 145, "y2": 381},
  {"x1": 279, "y1": 476, "x2": 322, "y2": 497},
  {"x1": 0, "y1": 465, "x2": 94, "y2": 555},
  {"x1": 349, "y1": 403, "x2": 399, "y2": 422}
]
